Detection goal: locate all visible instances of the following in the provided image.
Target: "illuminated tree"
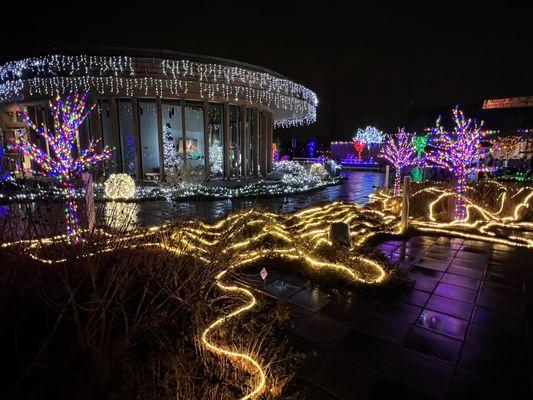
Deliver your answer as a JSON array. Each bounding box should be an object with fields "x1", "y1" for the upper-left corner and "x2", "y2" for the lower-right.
[
  {"x1": 0, "y1": 145, "x2": 10, "y2": 182},
  {"x1": 355, "y1": 126, "x2": 385, "y2": 145},
  {"x1": 307, "y1": 140, "x2": 317, "y2": 158},
  {"x1": 380, "y1": 128, "x2": 416, "y2": 195},
  {"x1": 210, "y1": 138, "x2": 223, "y2": 176},
  {"x1": 413, "y1": 134, "x2": 429, "y2": 158},
  {"x1": 163, "y1": 122, "x2": 178, "y2": 173},
  {"x1": 491, "y1": 136, "x2": 520, "y2": 161},
  {"x1": 272, "y1": 143, "x2": 279, "y2": 162},
  {"x1": 13, "y1": 93, "x2": 111, "y2": 243},
  {"x1": 124, "y1": 134, "x2": 136, "y2": 174},
  {"x1": 426, "y1": 107, "x2": 489, "y2": 221},
  {"x1": 411, "y1": 134, "x2": 429, "y2": 182},
  {"x1": 353, "y1": 140, "x2": 366, "y2": 162}
]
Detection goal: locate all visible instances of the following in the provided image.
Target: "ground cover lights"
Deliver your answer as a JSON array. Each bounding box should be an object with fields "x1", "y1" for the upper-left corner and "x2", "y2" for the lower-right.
[{"x1": 2, "y1": 202, "x2": 395, "y2": 399}]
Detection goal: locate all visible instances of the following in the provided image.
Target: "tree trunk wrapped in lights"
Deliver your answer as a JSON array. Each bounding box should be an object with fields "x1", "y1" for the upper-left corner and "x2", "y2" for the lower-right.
[
  {"x1": 12, "y1": 93, "x2": 111, "y2": 244},
  {"x1": 379, "y1": 128, "x2": 416, "y2": 196},
  {"x1": 425, "y1": 107, "x2": 491, "y2": 221}
]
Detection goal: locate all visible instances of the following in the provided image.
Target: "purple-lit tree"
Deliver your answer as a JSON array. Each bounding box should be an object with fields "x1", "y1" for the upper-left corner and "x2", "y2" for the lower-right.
[
  {"x1": 379, "y1": 128, "x2": 416, "y2": 196},
  {"x1": 13, "y1": 93, "x2": 112, "y2": 243},
  {"x1": 425, "y1": 107, "x2": 489, "y2": 221}
]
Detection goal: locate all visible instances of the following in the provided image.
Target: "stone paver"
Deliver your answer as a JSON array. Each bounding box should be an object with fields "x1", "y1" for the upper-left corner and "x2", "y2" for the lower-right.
[{"x1": 244, "y1": 235, "x2": 533, "y2": 399}]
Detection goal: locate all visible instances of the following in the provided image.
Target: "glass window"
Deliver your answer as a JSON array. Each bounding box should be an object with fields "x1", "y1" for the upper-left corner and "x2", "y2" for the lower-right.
[
  {"x1": 78, "y1": 116, "x2": 91, "y2": 151},
  {"x1": 117, "y1": 99, "x2": 136, "y2": 175},
  {"x1": 208, "y1": 104, "x2": 224, "y2": 178},
  {"x1": 229, "y1": 105, "x2": 241, "y2": 177},
  {"x1": 246, "y1": 108, "x2": 254, "y2": 175},
  {"x1": 258, "y1": 111, "x2": 264, "y2": 174},
  {"x1": 99, "y1": 100, "x2": 120, "y2": 173},
  {"x1": 162, "y1": 101, "x2": 182, "y2": 176},
  {"x1": 184, "y1": 102, "x2": 205, "y2": 172},
  {"x1": 139, "y1": 100, "x2": 160, "y2": 178}
]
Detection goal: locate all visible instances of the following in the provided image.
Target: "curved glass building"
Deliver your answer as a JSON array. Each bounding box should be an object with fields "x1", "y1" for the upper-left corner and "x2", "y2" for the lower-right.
[{"x1": 0, "y1": 48, "x2": 317, "y2": 180}]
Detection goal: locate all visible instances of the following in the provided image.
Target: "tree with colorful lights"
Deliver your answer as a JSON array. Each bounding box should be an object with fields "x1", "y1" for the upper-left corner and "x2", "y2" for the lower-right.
[
  {"x1": 12, "y1": 93, "x2": 111, "y2": 243},
  {"x1": 353, "y1": 140, "x2": 366, "y2": 162},
  {"x1": 272, "y1": 142, "x2": 280, "y2": 162},
  {"x1": 411, "y1": 134, "x2": 429, "y2": 182},
  {"x1": 425, "y1": 107, "x2": 489, "y2": 221},
  {"x1": 380, "y1": 128, "x2": 416, "y2": 195},
  {"x1": 491, "y1": 136, "x2": 520, "y2": 162},
  {"x1": 413, "y1": 134, "x2": 429, "y2": 158},
  {"x1": 0, "y1": 145, "x2": 10, "y2": 182}
]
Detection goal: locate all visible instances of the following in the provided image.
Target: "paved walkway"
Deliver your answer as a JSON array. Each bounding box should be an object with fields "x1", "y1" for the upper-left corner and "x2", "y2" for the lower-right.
[{"x1": 244, "y1": 236, "x2": 532, "y2": 399}]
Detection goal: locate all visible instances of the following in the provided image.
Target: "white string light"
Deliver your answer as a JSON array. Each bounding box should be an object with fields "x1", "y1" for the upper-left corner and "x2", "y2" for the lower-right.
[{"x1": 0, "y1": 54, "x2": 318, "y2": 128}]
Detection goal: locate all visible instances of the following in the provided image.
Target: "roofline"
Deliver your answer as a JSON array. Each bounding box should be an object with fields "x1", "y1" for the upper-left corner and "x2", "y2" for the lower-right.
[{"x1": 0, "y1": 46, "x2": 290, "y2": 80}]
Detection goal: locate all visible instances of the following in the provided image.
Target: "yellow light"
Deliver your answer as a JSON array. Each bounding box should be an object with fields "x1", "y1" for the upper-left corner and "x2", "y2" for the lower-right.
[{"x1": 104, "y1": 173, "x2": 135, "y2": 200}]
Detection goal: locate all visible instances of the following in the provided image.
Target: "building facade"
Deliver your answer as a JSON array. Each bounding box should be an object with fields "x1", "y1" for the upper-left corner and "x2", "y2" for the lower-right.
[{"x1": 0, "y1": 48, "x2": 317, "y2": 180}]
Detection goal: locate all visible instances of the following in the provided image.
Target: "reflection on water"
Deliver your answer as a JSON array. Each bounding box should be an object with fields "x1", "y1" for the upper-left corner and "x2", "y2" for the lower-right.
[
  {"x1": 131, "y1": 170, "x2": 384, "y2": 227},
  {"x1": 104, "y1": 202, "x2": 139, "y2": 230},
  {"x1": 2, "y1": 170, "x2": 385, "y2": 232}
]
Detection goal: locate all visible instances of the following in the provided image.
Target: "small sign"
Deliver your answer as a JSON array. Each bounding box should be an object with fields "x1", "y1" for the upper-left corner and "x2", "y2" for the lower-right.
[{"x1": 260, "y1": 267, "x2": 268, "y2": 281}]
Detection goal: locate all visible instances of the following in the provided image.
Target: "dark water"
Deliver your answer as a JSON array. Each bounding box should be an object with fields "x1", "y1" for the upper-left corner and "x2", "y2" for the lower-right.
[
  {"x1": 0, "y1": 171, "x2": 384, "y2": 233},
  {"x1": 133, "y1": 170, "x2": 384, "y2": 226}
]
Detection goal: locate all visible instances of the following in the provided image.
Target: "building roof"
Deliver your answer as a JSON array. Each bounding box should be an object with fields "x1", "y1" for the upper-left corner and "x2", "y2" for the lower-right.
[{"x1": 0, "y1": 47, "x2": 318, "y2": 128}]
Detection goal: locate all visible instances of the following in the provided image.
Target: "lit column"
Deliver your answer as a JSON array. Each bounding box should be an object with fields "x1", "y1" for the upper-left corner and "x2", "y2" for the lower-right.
[
  {"x1": 156, "y1": 97, "x2": 165, "y2": 181},
  {"x1": 240, "y1": 106, "x2": 247, "y2": 177},
  {"x1": 252, "y1": 108, "x2": 259, "y2": 176},
  {"x1": 203, "y1": 99, "x2": 210, "y2": 179},
  {"x1": 223, "y1": 103, "x2": 231, "y2": 179},
  {"x1": 131, "y1": 97, "x2": 143, "y2": 180}
]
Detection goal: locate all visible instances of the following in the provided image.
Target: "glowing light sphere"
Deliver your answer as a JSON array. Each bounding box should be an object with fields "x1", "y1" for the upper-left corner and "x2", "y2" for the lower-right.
[
  {"x1": 104, "y1": 173, "x2": 136, "y2": 200},
  {"x1": 309, "y1": 162, "x2": 328, "y2": 178}
]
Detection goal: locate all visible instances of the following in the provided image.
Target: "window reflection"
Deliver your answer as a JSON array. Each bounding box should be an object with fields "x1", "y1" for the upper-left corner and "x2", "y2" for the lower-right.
[
  {"x1": 139, "y1": 101, "x2": 160, "y2": 179},
  {"x1": 162, "y1": 101, "x2": 182, "y2": 177},
  {"x1": 208, "y1": 104, "x2": 224, "y2": 178},
  {"x1": 229, "y1": 105, "x2": 241, "y2": 177},
  {"x1": 117, "y1": 100, "x2": 136, "y2": 175},
  {"x1": 258, "y1": 111, "x2": 265, "y2": 174},
  {"x1": 184, "y1": 103, "x2": 205, "y2": 174},
  {"x1": 99, "y1": 100, "x2": 120, "y2": 173},
  {"x1": 246, "y1": 108, "x2": 254, "y2": 175}
]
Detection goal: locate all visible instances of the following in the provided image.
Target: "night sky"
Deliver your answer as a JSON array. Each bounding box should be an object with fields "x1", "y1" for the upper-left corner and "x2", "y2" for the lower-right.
[{"x1": 1, "y1": 2, "x2": 532, "y2": 144}]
